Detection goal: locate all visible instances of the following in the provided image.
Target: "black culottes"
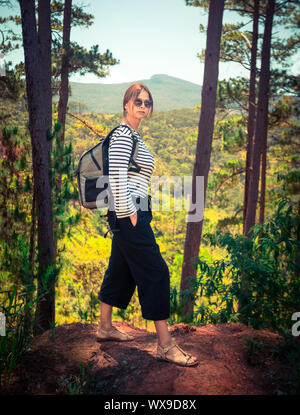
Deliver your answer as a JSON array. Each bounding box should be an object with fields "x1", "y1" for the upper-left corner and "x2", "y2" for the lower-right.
[{"x1": 98, "y1": 196, "x2": 170, "y2": 321}]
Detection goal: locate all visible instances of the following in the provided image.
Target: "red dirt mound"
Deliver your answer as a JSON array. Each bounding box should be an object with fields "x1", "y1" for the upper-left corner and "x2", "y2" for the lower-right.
[{"x1": 2, "y1": 322, "x2": 293, "y2": 395}]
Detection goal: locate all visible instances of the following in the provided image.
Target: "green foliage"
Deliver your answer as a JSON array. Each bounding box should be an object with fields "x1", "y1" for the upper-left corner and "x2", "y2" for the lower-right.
[
  {"x1": 270, "y1": 69, "x2": 300, "y2": 97},
  {"x1": 52, "y1": 40, "x2": 119, "y2": 84},
  {"x1": 50, "y1": 1, "x2": 119, "y2": 81},
  {"x1": 50, "y1": 120, "x2": 81, "y2": 243},
  {"x1": 189, "y1": 0, "x2": 300, "y2": 99},
  {"x1": 0, "y1": 63, "x2": 25, "y2": 101},
  {"x1": 193, "y1": 197, "x2": 300, "y2": 330},
  {"x1": 245, "y1": 338, "x2": 267, "y2": 366},
  {"x1": 0, "y1": 125, "x2": 33, "y2": 283},
  {"x1": 116, "y1": 299, "x2": 139, "y2": 323},
  {"x1": 208, "y1": 158, "x2": 245, "y2": 209},
  {"x1": 75, "y1": 291, "x2": 99, "y2": 323},
  {"x1": 56, "y1": 361, "x2": 95, "y2": 395},
  {"x1": 0, "y1": 14, "x2": 23, "y2": 55},
  {"x1": 273, "y1": 332, "x2": 300, "y2": 395},
  {"x1": 0, "y1": 280, "x2": 45, "y2": 386},
  {"x1": 245, "y1": 332, "x2": 300, "y2": 395},
  {"x1": 217, "y1": 77, "x2": 249, "y2": 110},
  {"x1": 277, "y1": 170, "x2": 300, "y2": 202},
  {"x1": 56, "y1": 258, "x2": 107, "y2": 324},
  {"x1": 2, "y1": 2, "x2": 119, "y2": 96},
  {"x1": 49, "y1": 321, "x2": 57, "y2": 341}
]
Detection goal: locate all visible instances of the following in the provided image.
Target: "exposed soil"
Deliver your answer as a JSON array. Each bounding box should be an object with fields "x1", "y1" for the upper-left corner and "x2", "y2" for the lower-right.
[{"x1": 2, "y1": 322, "x2": 295, "y2": 395}]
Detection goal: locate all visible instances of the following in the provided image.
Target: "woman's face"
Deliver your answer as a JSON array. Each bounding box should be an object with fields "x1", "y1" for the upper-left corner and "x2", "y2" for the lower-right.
[{"x1": 125, "y1": 89, "x2": 152, "y2": 121}]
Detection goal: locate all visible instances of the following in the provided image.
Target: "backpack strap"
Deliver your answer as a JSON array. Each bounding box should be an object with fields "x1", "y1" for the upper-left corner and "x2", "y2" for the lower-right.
[
  {"x1": 114, "y1": 123, "x2": 141, "y2": 173},
  {"x1": 102, "y1": 125, "x2": 125, "y2": 176},
  {"x1": 128, "y1": 134, "x2": 141, "y2": 173}
]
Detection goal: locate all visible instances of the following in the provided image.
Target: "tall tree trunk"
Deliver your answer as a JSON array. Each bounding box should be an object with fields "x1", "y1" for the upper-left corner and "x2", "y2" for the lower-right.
[
  {"x1": 179, "y1": 0, "x2": 225, "y2": 320},
  {"x1": 243, "y1": 0, "x2": 259, "y2": 235},
  {"x1": 19, "y1": 0, "x2": 55, "y2": 334},
  {"x1": 29, "y1": 183, "x2": 36, "y2": 276},
  {"x1": 25, "y1": 180, "x2": 36, "y2": 336},
  {"x1": 259, "y1": 125, "x2": 268, "y2": 224},
  {"x1": 54, "y1": 0, "x2": 72, "y2": 263},
  {"x1": 239, "y1": 0, "x2": 260, "y2": 321},
  {"x1": 57, "y1": 0, "x2": 72, "y2": 159},
  {"x1": 239, "y1": 0, "x2": 276, "y2": 324},
  {"x1": 38, "y1": 0, "x2": 52, "y2": 159},
  {"x1": 244, "y1": 0, "x2": 275, "y2": 238}
]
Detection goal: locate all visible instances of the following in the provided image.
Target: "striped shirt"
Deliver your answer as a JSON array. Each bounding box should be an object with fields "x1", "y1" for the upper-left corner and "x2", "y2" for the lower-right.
[{"x1": 108, "y1": 123, "x2": 155, "y2": 218}]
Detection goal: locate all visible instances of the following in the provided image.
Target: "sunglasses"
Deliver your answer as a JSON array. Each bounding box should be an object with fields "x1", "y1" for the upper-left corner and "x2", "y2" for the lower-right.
[{"x1": 134, "y1": 98, "x2": 153, "y2": 108}]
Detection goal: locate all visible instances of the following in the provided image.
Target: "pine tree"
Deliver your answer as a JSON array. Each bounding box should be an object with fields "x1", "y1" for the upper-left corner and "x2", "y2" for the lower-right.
[
  {"x1": 180, "y1": 0, "x2": 225, "y2": 320},
  {"x1": 18, "y1": 0, "x2": 55, "y2": 333}
]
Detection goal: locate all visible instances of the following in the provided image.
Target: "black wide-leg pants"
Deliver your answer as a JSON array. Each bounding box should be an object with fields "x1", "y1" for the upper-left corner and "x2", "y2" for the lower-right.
[{"x1": 98, "y1": 196, "x2": 170, "y2": 321}]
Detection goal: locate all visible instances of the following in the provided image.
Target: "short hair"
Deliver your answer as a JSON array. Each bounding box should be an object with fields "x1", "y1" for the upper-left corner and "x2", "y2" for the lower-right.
[{"x1": 123, "y1": 83, "x2": 153, "y2": 118}]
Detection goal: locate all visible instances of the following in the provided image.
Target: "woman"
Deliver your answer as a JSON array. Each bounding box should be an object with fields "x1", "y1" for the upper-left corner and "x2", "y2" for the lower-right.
[{"x1": 97, "y1": 83, "x2": 198, "y2": 367}]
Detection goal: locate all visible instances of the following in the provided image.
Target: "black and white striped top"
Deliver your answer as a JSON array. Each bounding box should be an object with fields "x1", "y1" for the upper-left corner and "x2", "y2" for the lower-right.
[{"x1": 108, "y1": 123, "x2": 155, "y2": 218}]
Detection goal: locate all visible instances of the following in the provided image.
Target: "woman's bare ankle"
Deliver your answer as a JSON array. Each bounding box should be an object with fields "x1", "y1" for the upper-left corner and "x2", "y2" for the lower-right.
[
  {"x1": 99, "y1": 322, "x2": 113, "y2": 330},
  {"x1": 158, "y1": 338, "x2": 173, "y2": 348}
]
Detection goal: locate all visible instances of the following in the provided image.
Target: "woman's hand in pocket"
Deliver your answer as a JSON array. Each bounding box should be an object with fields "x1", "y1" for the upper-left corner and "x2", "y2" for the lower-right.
[{"x1": 130, "y1": 211, "x2": 138, "y2": 227}]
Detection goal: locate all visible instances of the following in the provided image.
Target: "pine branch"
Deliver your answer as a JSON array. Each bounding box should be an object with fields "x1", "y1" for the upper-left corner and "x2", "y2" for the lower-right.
[
  {"x1": 214, "y1": 168, "x2": 246, "y2": 197},
  {"x1": 66, "y1": 111, "x2": 105, "y2": 139},
  {"x1": 240, "y1": 32, "x2": 252, "y2": 49}
]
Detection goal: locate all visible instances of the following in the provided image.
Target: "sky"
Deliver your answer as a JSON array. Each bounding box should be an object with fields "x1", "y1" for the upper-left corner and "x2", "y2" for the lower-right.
[
  {"x1": 68, "y1": 0, "x2": 241, "y2": 85},
  {"x1": 1, "y1": 0, "x2": 299, "y2": 86}
]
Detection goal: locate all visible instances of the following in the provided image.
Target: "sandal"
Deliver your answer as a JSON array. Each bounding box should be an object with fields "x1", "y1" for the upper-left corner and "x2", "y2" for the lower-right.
[
  {"x1": 97, "y1": 325, "x2": 134, "y2": 342},
  {"x1": 156, "y1": 338, "x2": 198, "y2": 367}
]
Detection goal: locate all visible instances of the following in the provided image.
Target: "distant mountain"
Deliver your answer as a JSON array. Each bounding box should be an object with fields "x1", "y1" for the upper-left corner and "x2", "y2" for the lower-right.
[{"x1": 55, "y1": 74, "x2": 202, "y2": 113}]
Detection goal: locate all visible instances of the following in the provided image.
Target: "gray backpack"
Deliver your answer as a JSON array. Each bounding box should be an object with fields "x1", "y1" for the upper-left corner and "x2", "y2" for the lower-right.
[{"x1": 75, "y1": 124, "x2": 141, "y2": 210}]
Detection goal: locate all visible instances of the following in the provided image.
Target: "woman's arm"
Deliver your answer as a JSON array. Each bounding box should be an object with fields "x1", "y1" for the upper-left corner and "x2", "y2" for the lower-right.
[{"x1": 108, "y1": 129, "x2": 137, "y2": 221}]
